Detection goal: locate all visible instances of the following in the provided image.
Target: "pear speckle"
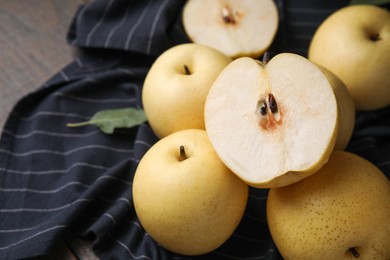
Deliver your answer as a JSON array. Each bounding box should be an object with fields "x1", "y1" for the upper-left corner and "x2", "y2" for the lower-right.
[{"x1": 267, "y1": 151, "x2": 390, "y2": 259}]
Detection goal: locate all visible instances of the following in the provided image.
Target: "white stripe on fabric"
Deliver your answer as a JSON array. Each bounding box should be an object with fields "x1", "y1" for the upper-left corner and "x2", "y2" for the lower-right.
[
  {"x1": 0, "y1": 198, "x2": 91, "y2": 213},
  {"x1": 0, "y1": 162, "x2": 108, "y2": 175},
  {"x1": 54, "y1": 92, "x2": 136, "y2": 103},
  {"x1": 146, "y1": 0, "x2": 170, "y2": 54},
  {"x1": 0, "y1": 181, "x2": 89, "y2": 194},
  {"x1": 72, "y1": 1, "x2": 94, "y2": 44},
  {"x1": 97, "y1": 175, "x2": 133, "y2": 186},
  {"x1": 2, "y1": 129, "x2": 100, "y2": 139},
  {"x1": 117, "y1": 68, "x2": 137, "y2": 77},
  {"x1": 83, "y1": 76, "x2": 99, "y2": 83},
  {"x1": 85, "y1": 0, "x2": 115, "y2": 46},
  {"x1": 107, "y1": 234, "x2": 153, "y2": 260},
  {"x1": 98, "y1": 196, "x2": 132, "y2": 207},
  {"x1": 136, "y1": 124, "x2": 156, "y2": 138},
  {"x1": 0, "y1": 145, "x2": 133, "y2": 157},
  {"x1": 104, "y1": 213, "x2": 117, "y2": 226},
  {"x1": 60, "y1": 71, "x2": 70, "y2": 81},
  {"x1": 104, "y1": 2, "x2": 131, "y2": 47},
  {"x1": 0, "y1": 197, "x2": 133, "y2": 235},
  {"x1": 125, "y1": 219, "x2": 143, "y2": 231},
  {"x1": 1, "y1": 175, "x2": 132, "y2": 201},
  {"x1": 2, "y1": 176, "x2": 133, "y2": 197},
  {"x1": 75, "y1": 57, "x2": 83, "y2": 67},
  {"x1": 12, "y1": 111, "x2": 90, "y2": 121},
  {"x1": 134, "y1": 140, "x2": 152, "y2": 148},
  {"x1": 378, "y1": 161, "x2": 390, "y2": 167},
  {"x1": 0, "y1": 225, "x2": 67, "y2": 251},
  {"x1": 117, "y1": 197, "x2": 132, "y2": 207},
  {"x1": 125, "y1": 0, "x2": 152, "y2": 50},
  {"x1": 0, "y1": 222, "x2": 48, "y2": 233}
]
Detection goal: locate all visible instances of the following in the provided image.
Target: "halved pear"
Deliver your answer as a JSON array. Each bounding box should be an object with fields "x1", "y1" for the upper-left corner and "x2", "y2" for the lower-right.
[
  {"x1": 318, "y1": 65, "x2": 355, "y2": 150},
  {"x1": 204, "y1": 53, "x2": 339, "y2": 188},
  {"x1": 182, "y1": 0, "x2": 279, "y2": 59}
]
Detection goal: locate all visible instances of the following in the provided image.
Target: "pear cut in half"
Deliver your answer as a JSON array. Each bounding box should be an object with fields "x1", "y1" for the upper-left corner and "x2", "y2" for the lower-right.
[
  {"x1": 182, "y1": 0, "x2": 279, "y2": 59},
  {"x1": 204, "y1": 53, "x2": 339, "y2": 188}
]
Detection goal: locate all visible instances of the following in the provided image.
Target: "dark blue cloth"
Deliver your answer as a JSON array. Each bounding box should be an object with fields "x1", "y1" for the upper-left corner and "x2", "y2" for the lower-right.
[{"x1": 0, "y1": 0, "x2": 389, "y2": 259}]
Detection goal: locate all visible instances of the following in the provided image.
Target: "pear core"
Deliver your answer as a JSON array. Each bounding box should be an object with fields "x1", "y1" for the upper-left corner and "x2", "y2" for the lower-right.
[
  {"x1": 204, "y1": 53, "x2": 339, "y2": 188},
  {"x1": 182, "y1": 0, "x2": 279, "y2": 58}
]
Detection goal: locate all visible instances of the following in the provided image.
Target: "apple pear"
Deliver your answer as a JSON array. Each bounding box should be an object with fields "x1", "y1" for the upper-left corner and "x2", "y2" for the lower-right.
[
  {"x1": 132, "y1": 129, "x2": 248, "y2": 256},
  {"x1": 318, "y1": 65, "x2": 355, "y2": 150},
  {"x1": 267, "y1": 150, "x2": 390, "y2": 259},
  {"x1": 182, "y1": 0, "x2": 279, "y2": 59},
  {"x1": 308, "y1": 5, "x2": 390, "y2": 111},
  {"x1": 204, "y1": 53, "x2": 339, "y2": 188},
  {"x1": 142, "y1": 43, "x2": 232, "y2": 138}
]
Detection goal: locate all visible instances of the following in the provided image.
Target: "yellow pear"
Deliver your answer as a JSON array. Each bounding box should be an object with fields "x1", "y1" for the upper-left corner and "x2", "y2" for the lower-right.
[
  {"x1": 204, "y1": 53, "x2": 339, "y2": 188},
  {"x1": 318, "y1": 65, "x2": 355, "y2": 150},
  {"x1": 267, "y1": 150, "x2": 390, "y2": 259},
  {"x1": 132, "y1": 129, "x2": 248, "y2": 255},
  {"x1": 142, "y1": 43, "x2": 231, "y2": 138},
  {"x1": 308, "y1": 5, "x2": 390, "y2": 111}
]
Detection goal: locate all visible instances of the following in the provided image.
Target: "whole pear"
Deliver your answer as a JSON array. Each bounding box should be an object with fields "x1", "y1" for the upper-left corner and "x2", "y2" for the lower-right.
[
  {"x1": 142, "y1": 43, "x2": 231, "y2": 138},
  {"x1": 267, "y1": 151, "x2": 390, "y2": 259},
  {"x1": 318, "y1": 66, "x2": 355, "y2": 150},
  {"x1": 308, "y1": 5, "x2": 390, "y2": 110},
  {"x1": 133, "y1": 129, "x2": 248, "y2": 255}
]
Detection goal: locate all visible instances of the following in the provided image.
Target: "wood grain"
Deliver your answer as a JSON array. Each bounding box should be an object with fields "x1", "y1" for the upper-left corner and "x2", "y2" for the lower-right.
[
  {"x1": 0, "y1": 1, "x2": 99, "y2": 259},
  {"x1": 0, "y1": 0, "x2": 83, "y2": 130}
]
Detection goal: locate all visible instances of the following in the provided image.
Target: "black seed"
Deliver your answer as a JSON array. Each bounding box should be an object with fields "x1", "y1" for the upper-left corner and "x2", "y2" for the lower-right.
[
  {"x1": 258, "y1": 100, "x2": 267, "y2": 116},
  {"x1": 260, "y1": 106, "x2": 267, "y2": 115},
  {"x1": 269, "y1": 94, "x2": 278, "y2": 113}
]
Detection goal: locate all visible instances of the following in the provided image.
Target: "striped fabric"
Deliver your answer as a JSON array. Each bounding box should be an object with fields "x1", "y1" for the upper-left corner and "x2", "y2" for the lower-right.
[{"x1": 0, "y1": 0, "x2": 389, "y2": 259}]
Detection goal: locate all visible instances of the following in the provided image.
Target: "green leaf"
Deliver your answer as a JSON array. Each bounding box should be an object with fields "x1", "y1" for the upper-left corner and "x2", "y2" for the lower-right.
[
  {"x1": 349, "y1": 0, "x2": 390, "y2": 5},
  {"x1": 67, "y1": 107, "x2": 147, "y2": 134}
]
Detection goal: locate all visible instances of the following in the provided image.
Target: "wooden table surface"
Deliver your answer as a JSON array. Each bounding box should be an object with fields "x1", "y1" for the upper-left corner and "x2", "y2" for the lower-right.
[
  {"x1": 0, "y1": 0, "x2": 99, "y2": 259},
  {"x1": 0, "y1": 0, "x2": 83, "y2": 130}
]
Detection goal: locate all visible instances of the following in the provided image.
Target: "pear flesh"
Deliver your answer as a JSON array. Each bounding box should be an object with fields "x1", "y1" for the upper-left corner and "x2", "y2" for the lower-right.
[
  {"x1": 182, "y1": 0, "x2": 279, "y2": 59},
  {"x1": 204, "y1": 53, "x2": 339, "y2": 188}
]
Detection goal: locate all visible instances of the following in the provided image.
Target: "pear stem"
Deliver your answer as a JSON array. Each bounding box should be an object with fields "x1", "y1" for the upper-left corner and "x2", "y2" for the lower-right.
[
  {"x1": 370, "y1": 33, "x2": 380, "y2": 42},
  {"x1": 262, "y1": 52, "x2": 270, "y2": 64},
  {"x1": 179, "y1": 145, "x2": 187, "y2": 162},
  {"x1": 183, "y1": 65, "x2": 191, "y2": 75},
  {"x1": 348, "y1": 247, "x2": 360, "y2": 258}
]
